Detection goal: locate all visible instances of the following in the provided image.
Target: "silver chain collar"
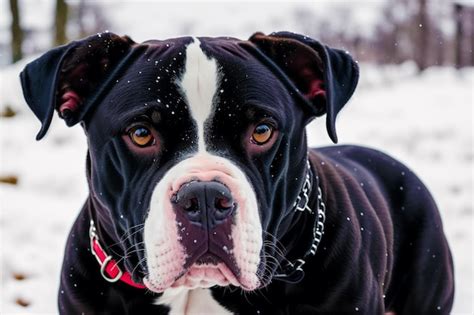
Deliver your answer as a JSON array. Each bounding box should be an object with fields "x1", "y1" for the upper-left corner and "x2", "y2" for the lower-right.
[{"x1": 273, "y1": 159, "x2": 326, "y2": 283}]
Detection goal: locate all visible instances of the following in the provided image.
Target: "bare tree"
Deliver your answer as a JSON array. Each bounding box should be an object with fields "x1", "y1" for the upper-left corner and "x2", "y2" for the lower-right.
[
  {"x1": 291, "y1": 0, "x2": 465, "y2": 70},
  {"x1": 54, "y1": 0, "x2": 68, "y2": 46},
  {"x1": 69, "y1": 0, "x2": 110, "y2": 39},
  {"x1": 471, "y1": 9, "x2": 474, "y2": 66},
  {"x1": 454, "y1": 3, "x2": 465, "y2": 68},
  {"x1": 415, "y1": 0, "x2": 429, "y2": 71},
  {"x1": 9, "y1": 0, "x2": 23, "y2": 63}
]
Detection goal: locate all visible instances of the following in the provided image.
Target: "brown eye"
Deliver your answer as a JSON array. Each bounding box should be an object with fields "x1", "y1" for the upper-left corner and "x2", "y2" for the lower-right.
[
  {"x1": 129, "y1": 126, "x2": 154, "y2": 147},
  {"x1": 252, "y1": 123, "x2": 273, "y2": 145}
]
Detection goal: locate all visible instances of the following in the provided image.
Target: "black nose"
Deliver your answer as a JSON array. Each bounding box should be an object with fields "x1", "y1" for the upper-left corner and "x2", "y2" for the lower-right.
[{"x1": 172, "y1": 181, "x2": 235, "y2": 229}]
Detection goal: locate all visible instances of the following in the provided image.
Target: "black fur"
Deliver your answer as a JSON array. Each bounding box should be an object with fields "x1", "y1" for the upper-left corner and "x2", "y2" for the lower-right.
[{"x1": 20, "y1": 32, "x2": 454, "y2": 314}]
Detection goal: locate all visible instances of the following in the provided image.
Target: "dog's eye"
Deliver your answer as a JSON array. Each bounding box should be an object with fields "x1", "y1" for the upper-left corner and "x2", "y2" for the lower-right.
[
  {"x1": 129, "y1": 126, "x2": 155, "y2": 147},
  {"x1": 251, "y1": 123, "x2": 273, "y2": 145}
]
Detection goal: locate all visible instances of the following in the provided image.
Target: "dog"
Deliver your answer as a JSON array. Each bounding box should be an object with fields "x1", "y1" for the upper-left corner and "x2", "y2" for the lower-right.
[{"x1": 20, "y1": 31, "x2": 454, "y2": 314}]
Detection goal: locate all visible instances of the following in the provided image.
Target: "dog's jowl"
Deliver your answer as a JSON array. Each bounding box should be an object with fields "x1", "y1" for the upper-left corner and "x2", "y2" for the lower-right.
[{"x1": 21, "y1": 31, "x2": 454, "y2": 314}]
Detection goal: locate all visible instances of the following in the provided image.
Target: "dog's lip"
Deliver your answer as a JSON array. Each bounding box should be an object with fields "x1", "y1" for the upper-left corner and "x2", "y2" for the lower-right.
[
  {"x1": 143, "y1": 261, "x2": 246, "y2": 292},
  {"x1": 172, "y1": 262, "x2": 241, "y2": 288}
]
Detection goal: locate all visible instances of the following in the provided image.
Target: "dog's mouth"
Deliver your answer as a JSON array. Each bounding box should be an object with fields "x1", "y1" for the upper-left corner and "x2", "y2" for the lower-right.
[
  {"x1": 144, "y1": 252, "x2": 247, "y2": 292},
  {"x1": 171, "y1": 254, "x2": 241, "y2": 289},
  {"x1": 143, "y1": 207, "x2": 262, "y2": 293}
]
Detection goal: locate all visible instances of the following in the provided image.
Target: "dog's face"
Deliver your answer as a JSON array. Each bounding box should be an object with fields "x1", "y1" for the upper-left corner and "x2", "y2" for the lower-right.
[{"x1": 21, "y1": 32, "x2": 358, "y2": 292}]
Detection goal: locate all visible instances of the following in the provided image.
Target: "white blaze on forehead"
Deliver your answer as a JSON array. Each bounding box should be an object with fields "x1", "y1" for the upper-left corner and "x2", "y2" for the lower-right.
[{"x1": 178, "y1": 38, "x2": 220, "y2": 152}]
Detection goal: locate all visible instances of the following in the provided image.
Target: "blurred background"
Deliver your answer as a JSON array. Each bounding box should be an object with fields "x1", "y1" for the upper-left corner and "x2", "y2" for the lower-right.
[
  {"x1": 1, "y1": 0, "x2": 474, "y2": 68},
  {"x1": 0, "y1": 0, "x2": 472, "y2": 314}
]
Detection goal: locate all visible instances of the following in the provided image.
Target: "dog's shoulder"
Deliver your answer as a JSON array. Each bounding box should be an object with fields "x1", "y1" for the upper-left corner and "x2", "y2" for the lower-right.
[
  {"x1": 312, "y1": 144, "x2": 400, "y2": 168},
  {"x1": 311, "y1": 144, "x2": 419, "y2": 188},
  {"x1": 311, "y1": 144, "x2": 441, "y2": 226}
]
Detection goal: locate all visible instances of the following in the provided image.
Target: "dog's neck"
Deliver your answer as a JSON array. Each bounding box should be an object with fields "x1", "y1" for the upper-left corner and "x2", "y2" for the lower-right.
[
  {"x1": 84, "y1": 152, "x2": 130, "y2": 264},
  {"x1": 273, "y1": 158, "x2": 322, "y2": 280}
]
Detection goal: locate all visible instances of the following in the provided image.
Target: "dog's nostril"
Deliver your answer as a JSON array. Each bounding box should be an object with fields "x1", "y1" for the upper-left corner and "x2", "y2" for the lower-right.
[
  {"x1": 215, "y1": 196, "x2": 233, "y2": 211},
  {"x1": 183, "y1": 197, "x2": 199, "y2": 212}
]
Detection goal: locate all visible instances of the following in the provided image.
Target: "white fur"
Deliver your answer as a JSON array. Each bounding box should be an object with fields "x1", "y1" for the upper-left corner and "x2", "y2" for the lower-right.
[
  {"x1": 156, "y1": 288, "x2": 232, "y2": 315},
  {"x1": 144, "y1": 153, "x2": 262, "y2": 291},
  {"x1": 178, "y1": 38, "x2": 219, "y2": 152},
  {"x1": 143, "y1": 176, "x2": 187, "y2": 291}
]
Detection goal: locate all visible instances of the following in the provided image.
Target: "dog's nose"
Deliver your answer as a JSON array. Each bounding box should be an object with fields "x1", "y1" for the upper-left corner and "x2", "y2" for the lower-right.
[{"x1": 172, "y1": 181, "x2": 235, "y2": 229}]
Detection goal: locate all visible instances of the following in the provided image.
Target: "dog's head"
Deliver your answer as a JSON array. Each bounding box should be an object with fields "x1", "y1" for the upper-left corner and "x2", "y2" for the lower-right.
[{"x1": 21, "y1": 32, "x2": 358, "y2": 292}]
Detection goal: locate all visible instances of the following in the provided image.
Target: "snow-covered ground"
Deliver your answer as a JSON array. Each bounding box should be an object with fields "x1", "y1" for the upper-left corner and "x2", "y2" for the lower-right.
[{"x1": 1, "y1": 52, "x2": 472, "y2": 313}]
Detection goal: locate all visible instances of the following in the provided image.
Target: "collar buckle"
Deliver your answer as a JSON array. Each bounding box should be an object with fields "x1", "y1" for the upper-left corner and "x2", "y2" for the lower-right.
[
  {"x1": 89, "y1": 220, "x2": 128, "y2": 284},
  {"x1": 99, "y1": 255, "x2": 123, "y2": 283}
]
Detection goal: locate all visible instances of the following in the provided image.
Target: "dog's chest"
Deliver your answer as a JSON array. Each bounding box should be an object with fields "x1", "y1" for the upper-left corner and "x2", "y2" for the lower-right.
[{"x1": 157, "y1": 288, "x2": 232, "y2": 315}]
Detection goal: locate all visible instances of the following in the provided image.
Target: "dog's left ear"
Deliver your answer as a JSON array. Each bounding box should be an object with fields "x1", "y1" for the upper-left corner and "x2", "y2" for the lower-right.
[
  {"x1": 20, "y1": 32, "x2": 137, "y2": 140},
  {"x1": 247, "y1": 31, "x2": 359, "y2": 143}
]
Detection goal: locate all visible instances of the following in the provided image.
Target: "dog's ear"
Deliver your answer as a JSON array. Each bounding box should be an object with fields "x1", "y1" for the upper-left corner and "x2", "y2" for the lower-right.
[
  {"x1": 20, "y1": 32, "x2": 136, "y2": 140},
  {"x1": 247, "y1": 31, "x2": 359, "y2": 143}
]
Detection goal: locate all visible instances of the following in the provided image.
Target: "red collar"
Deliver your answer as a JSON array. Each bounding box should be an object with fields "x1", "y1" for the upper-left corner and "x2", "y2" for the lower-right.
[{"x1": 89, "y1": 220, "x2": 146, "y2": 289}]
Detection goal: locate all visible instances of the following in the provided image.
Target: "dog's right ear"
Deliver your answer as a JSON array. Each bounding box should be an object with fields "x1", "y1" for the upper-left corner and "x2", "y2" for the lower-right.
[
  {"x1": 20, "y1": 32, "x2": 136, "y2": 140},
  {"x1": 246, "y1": 32, "x2": 359, "y2": 143}
]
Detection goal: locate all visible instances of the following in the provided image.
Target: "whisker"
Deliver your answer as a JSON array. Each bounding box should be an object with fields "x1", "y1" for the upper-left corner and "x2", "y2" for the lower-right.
[
  {"x1": 105, "y1": 225, "x2": 145, "y2": 258},
  {"x1": 106, "y1": 224, "x2": 145, "y2": 249},
  {"x1": 131, "y1": 257, "x2": 148, "y2": 279}
]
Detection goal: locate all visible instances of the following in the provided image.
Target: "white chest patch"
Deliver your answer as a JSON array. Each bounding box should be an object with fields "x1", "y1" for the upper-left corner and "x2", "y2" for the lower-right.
[
  {"x1": 156, "y1": 288, "x2": 232, "y2": 315},
  {"x1": 178, "y1": 38, "x2": 220, "y2": 152}
]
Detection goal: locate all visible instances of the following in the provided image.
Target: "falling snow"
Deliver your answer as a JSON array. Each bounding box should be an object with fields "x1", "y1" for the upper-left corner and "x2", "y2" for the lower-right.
[{"x1": 0, "y1": 53, "x2": 472, "y2": 314}]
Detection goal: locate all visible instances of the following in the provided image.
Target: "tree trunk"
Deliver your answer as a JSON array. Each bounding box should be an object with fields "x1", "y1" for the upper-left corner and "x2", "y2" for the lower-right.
[
  {"x1": 9, "y1": 0, "x2": 23, "y2": 63},
  {"x1": 54, "y1": 0, "x2": 68, "y2": 46},
  {"x1": 454, "y1": 4, "x2": 464, "y2": 69},
  {"x1": 470, "y1": 8, "x2": 474, "y2": 66},
  {"x1": 415, "y1": 0, "x2": 429, "y2": 72}
]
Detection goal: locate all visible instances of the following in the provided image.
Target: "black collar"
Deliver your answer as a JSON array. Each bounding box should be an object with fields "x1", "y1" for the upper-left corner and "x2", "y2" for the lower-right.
[{"x1": 273, "y1": 159, "x2": 326, "y2": 283}]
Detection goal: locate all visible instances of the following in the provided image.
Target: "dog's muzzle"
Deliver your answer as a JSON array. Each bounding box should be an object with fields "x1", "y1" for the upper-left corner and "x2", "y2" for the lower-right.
[
  {"x1": 171, "y1": 180, "x2": 241, "y2": 284},
  {"x1": 144, "y1": 154, "x2": 262, "y2": 292}
]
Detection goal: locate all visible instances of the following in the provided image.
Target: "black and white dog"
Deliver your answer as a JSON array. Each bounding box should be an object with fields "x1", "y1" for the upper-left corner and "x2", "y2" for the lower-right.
[{"x1": 20, "y1": 31, "x2": 454, "y2": 314}]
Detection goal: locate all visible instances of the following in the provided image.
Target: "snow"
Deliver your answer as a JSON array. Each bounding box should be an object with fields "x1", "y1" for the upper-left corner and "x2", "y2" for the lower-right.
[
  {"x1": 0, "y1": 58, "x2": 89, "y2": 313},
  {"x1": 0, "y1": 1, "x2": 473, "y2": 312},
  {"x1": 1, "y1": 55, "x2": 472, "y2": 314}
]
